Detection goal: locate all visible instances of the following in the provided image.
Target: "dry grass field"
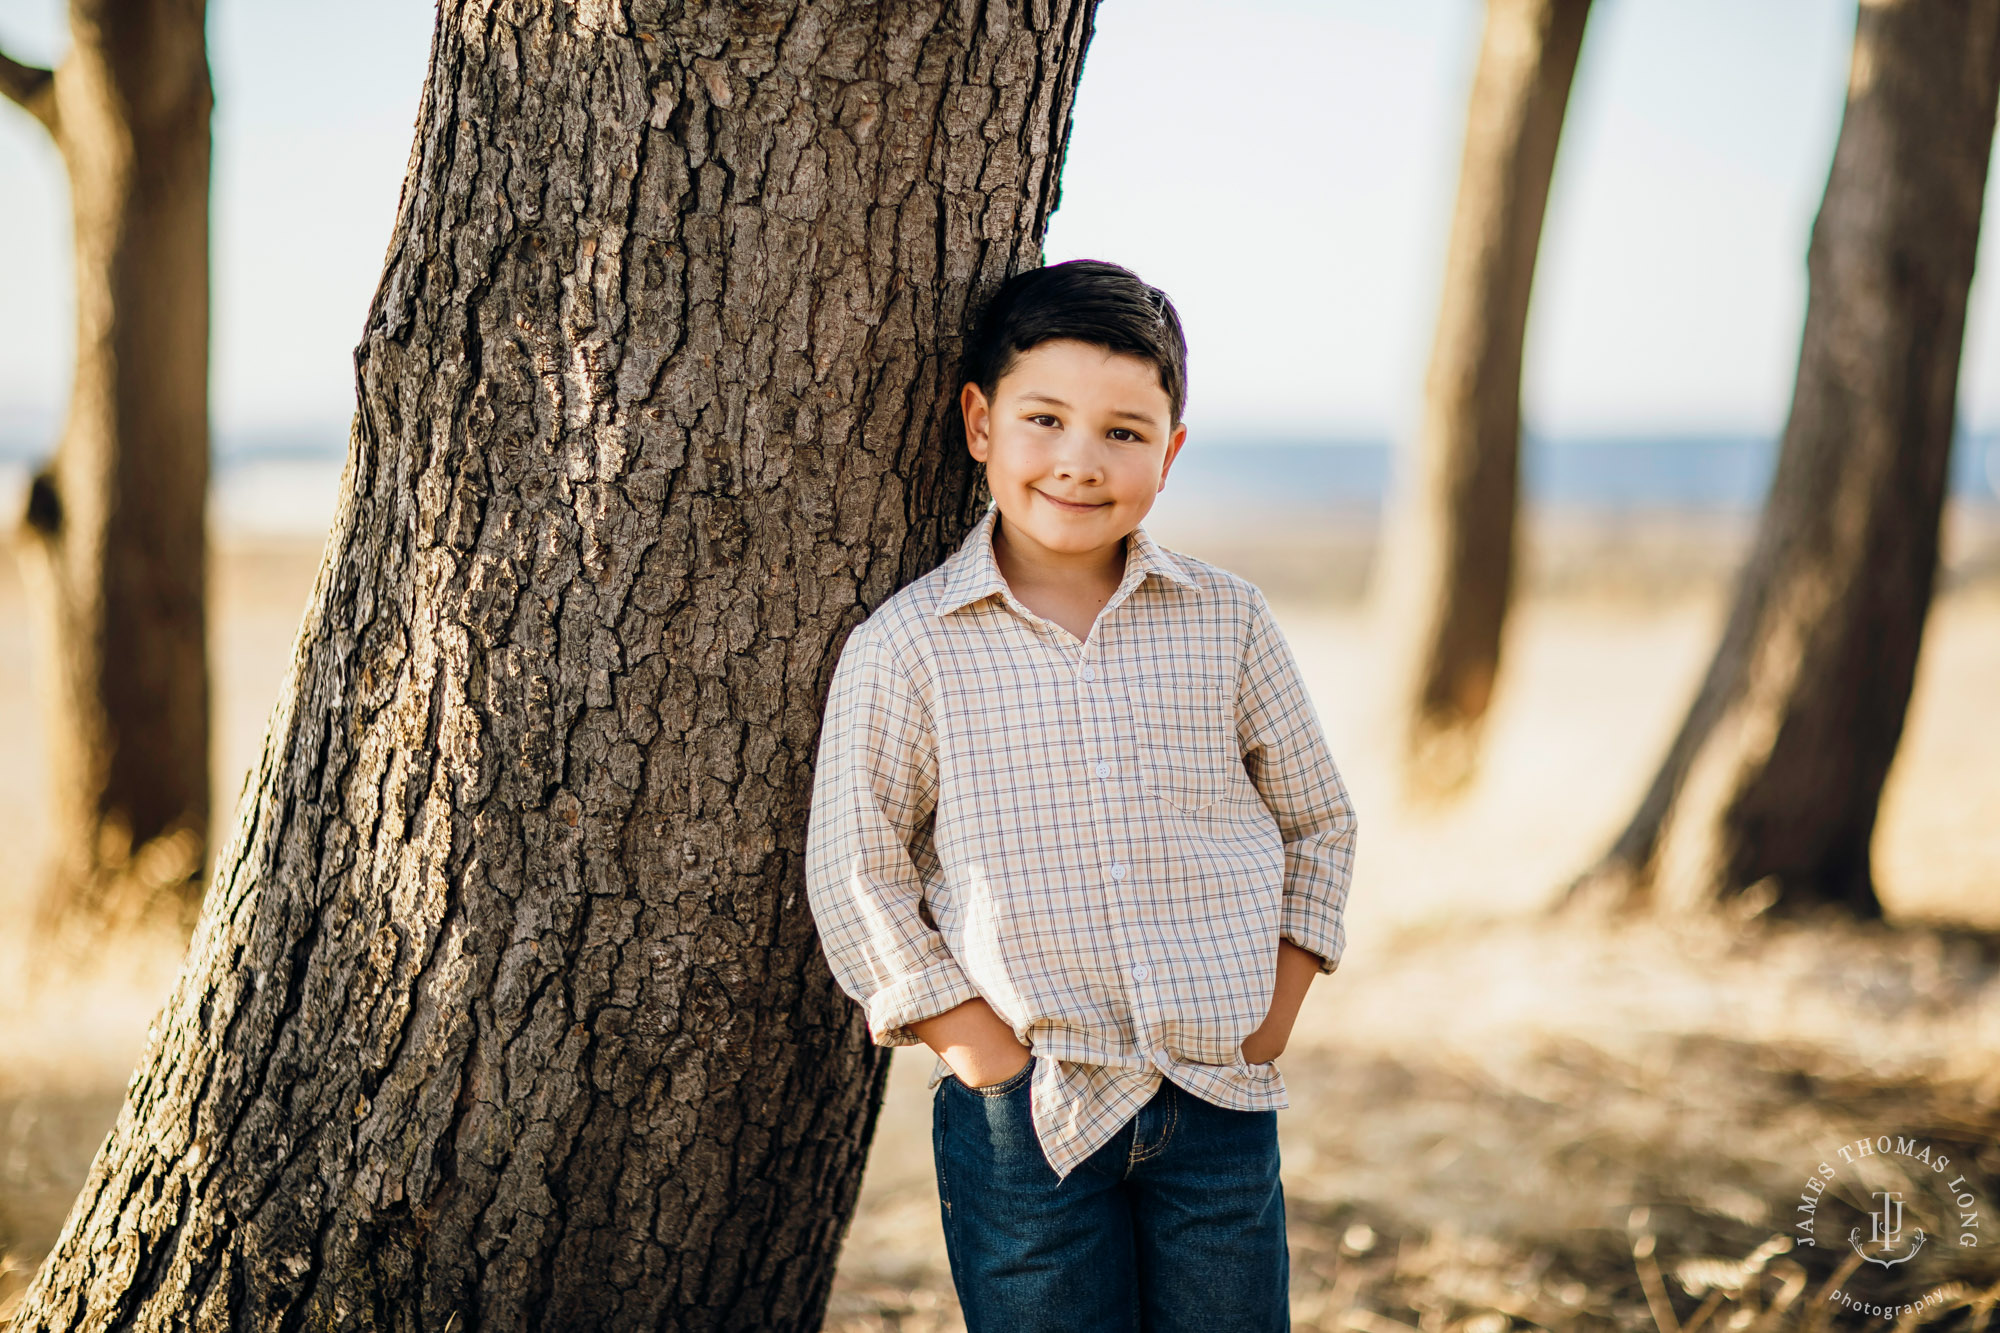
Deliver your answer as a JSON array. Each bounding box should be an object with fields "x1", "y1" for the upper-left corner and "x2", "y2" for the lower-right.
[{"x1": 2, "y1": 509, "x2": 1997, "y2": 1328}]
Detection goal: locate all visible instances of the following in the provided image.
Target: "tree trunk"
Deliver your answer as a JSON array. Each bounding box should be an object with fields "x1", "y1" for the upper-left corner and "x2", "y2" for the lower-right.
[
  {"x1": 1377, "y1": 0, "x2": 1591, "y2": 802},
  {"x1": 1570, "y1": 0, "x2": 2000, "y2": 918},
  {"x1": 11, "y1": 1, "x2": 1097, "y2": 1328},
  {"x1": 1, "y1": 0, "x2": 213, "y2": 949}
]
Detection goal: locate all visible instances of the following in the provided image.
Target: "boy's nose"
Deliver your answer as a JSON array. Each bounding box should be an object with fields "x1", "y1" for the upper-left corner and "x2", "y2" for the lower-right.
[{"x1": 1051, "y1": 447, "x2": 1102, "y2": 482}]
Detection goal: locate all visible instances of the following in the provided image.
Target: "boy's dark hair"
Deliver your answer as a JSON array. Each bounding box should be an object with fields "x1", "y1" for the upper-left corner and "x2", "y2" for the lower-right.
[{"x1": 962, "y1": 260, "x2": 1189, "y2": 425}]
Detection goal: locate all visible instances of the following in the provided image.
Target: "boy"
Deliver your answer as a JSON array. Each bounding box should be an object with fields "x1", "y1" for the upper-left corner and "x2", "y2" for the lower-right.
[{"x1": 805, "y1": 260, "x2": 1358, "y2": 1331}]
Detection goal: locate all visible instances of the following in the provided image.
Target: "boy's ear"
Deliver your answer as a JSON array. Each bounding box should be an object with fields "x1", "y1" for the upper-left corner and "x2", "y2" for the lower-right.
[
  {"x1": 1158, "y1": 422, "x2": 1188, "y2": 492},
  {"x1": 960, "y1": 382, "x2": 991, "y2": 462}
]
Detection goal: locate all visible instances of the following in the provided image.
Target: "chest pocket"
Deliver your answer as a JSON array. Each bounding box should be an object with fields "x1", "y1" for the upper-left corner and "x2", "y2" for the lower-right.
[{"x1": 1124, "y1": 672, "x2": 1238, "y2": 813}]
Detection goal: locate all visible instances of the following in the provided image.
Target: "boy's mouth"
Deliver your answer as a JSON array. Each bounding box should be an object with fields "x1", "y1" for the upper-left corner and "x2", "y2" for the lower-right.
[{"x1": 1034, "y1": 489, "x2": 1109, "y2": 513}]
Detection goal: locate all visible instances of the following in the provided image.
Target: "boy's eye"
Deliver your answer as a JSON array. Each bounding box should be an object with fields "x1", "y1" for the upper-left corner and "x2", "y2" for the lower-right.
[
  {"x1": 1028, "y1": 413, "x2": 1060, "y2": 428},
  {"x1": 1108, "y1": 428, "x2": 1142, "y2": 442}
]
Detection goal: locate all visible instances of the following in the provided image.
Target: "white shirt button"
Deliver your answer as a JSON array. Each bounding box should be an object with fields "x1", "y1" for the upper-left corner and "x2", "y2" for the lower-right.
[
  {"x1": 1080, "y1": 665, "x2": 1097, "y2": 682},
  {"x1": 1094, "y1": 761, "x2": 1111, "y2": 779},
  {"x1": 1109, "y1": 863, "x2": 1127, "y2": 881},
  {"x1": 1130, "y1": 964, "x2": 1149, "y2": 981}
]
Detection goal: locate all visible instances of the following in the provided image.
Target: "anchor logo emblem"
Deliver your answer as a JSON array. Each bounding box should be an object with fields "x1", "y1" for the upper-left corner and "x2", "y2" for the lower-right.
[{"x1": 1850, "y1": 1190, "x2": 1926, "y2": 1268}]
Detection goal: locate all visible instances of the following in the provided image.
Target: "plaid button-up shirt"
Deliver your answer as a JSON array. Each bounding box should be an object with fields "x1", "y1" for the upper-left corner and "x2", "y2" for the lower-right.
[{"x1": 805, "y1": 503, "x2": 1359, "y2": 1179}]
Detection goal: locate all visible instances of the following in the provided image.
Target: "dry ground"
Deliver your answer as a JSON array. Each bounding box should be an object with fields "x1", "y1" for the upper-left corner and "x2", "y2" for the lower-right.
[
  {"x1": 829, "y1": 916, "x2": 2000, "y2": 1333},
  {"x1": 2, "y1": 509, "x2": 1998, "y2": 1328}
]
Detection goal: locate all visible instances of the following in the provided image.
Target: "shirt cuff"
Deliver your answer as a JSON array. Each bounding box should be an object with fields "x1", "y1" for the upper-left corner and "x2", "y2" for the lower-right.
[
  {"x1": 1280, "y1": 897, "x2": 1344, "y2": 975},
  {"x1": 863, "y1": 957, "x2": 983, "y2": 1046}
]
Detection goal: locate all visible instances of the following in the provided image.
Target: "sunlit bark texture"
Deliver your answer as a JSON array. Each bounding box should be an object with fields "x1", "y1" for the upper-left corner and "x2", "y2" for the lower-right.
[
  {"x1": 1572, "y1": 0, "x2": 2000, "y2": 918},
  {"x1": 0, "y1": 0, "x2": 212, "y2": 948},
  {"x1": 1379, "y1": 0, "x2": 1591, "y2": 802},
  {"x1": 13, "y1": 0, "x2": 1097, "y2": 1327}
]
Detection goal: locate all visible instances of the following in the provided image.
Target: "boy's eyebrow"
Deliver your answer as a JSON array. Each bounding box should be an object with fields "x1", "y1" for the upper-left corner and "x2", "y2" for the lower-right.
[{"x1": 1017, "y1": 391, "x2": 1162, "y2": 427}]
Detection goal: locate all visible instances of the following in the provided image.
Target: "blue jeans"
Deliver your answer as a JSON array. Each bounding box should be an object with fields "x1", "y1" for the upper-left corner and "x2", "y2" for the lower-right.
[{"x1": 932, "y1": 1060, "x2": 1289, "y2": 1332}]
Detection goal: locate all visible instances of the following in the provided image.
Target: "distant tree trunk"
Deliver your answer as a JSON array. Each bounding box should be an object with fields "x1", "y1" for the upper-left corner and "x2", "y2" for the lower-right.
[
  {"x1": 1379, "y1": 0, "x2": 1591, "y2": 802},
  {"x1": 1570, "y1": 0, "x2": 2000, "y2": 918},
  {"x1": 11, "y1": 1, "x2": 1096, "y2": 1328},
  {"x1": 0, "y1": 0, "x2": 212, "y2": 948}
]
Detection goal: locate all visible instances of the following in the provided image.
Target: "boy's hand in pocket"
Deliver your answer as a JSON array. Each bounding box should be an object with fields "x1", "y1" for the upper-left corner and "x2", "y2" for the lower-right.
[{"x1": 1240, "y1": 938, "x2": 1323, "y2": 1064}]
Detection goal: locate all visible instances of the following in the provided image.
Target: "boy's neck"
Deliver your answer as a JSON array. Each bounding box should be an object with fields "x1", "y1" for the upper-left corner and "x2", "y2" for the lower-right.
[{"x1": 991, "y1": 509, "x2": 1129, "y2": 607}]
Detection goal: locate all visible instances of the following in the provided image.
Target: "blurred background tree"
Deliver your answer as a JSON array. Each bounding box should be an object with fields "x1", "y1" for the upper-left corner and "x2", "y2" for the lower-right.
[
  {"x1": 1572, "y1": 0, "x2": 2000, "y2": 918},
  {"x1": 1378, "y1": 0, "x2": 1593, "y2": 804},
  {"x1": 0, "y1": 0, "x2": 211, "y2": 951}
]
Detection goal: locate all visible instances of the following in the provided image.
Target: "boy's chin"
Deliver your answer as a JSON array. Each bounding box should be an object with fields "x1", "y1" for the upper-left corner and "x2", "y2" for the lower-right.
[{"x1": 1009, "y1": 514, "x2": 1136, "y2": 556}]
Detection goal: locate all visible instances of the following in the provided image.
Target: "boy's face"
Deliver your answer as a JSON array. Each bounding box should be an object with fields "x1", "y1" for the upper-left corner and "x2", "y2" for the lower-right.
[{"x1": 961, "y1": 338, "x2": 1187, "y2": 560}]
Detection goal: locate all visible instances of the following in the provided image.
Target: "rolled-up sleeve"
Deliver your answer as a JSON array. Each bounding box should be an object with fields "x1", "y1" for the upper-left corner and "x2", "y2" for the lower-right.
[
  {"x1": 806, "y1": 621, "x2": 979, "y2": 1045},
  {"x1": 1236, "y1": 590, "x2": 1359, "y2": 973}
]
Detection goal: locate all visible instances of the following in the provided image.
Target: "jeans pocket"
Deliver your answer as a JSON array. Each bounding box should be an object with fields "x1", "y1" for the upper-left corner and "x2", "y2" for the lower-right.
[
  {"x1": 952, "y1": 1056, "x2": 1035, "y2": 1099},
  {"x1": 1125, "y1": 672, "x2": 1235, "y2": 813}
]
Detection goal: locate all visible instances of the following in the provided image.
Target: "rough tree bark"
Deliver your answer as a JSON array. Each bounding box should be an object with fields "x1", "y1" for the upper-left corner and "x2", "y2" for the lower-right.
[
  {"x1": 1377, "y1": 0, "x2": 1591, "y2": 802},
  {"x1": 0, "y1": 0, "x2": 213, "y2": 947},
  {"x1": 13, "y1": 1, "x2": 1097, "y2": 1328},
  {"x1": 1570, "y1": 0, "x2": 2000, "y2": 918}
]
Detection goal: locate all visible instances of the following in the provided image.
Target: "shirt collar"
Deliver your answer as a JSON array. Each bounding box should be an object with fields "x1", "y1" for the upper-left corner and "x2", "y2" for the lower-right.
[{"x1": 932, "y1": 501, "x2": 1199, "y2": 620}]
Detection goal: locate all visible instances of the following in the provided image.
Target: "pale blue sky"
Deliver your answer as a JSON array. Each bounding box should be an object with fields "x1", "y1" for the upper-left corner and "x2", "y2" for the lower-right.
[{"x1": 2, "y1": 0, "x2": 1997, "y2": 446}]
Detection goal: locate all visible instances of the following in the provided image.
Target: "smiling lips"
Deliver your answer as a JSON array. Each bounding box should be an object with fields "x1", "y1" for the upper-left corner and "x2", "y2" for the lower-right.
[{"x1": 1036, "y1": 489, "x2": 1108, "y2": 512}]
